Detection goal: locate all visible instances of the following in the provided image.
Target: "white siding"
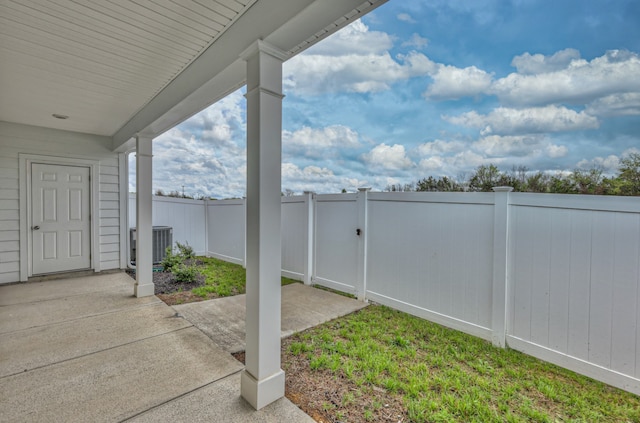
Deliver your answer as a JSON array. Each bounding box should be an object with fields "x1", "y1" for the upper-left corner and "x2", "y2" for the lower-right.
[{"x1": 0, "y1": 122, "x2": 122, "y2": 283}]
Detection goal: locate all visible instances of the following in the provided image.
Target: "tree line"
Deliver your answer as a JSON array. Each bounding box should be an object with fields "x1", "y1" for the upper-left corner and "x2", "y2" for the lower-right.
[{"x1": 386, "y1": 153, "x2": 640, "y2": 196}]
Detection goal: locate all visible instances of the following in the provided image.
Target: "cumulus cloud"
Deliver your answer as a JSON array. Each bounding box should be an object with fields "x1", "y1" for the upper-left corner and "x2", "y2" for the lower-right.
[
  {"x1": 402, "y1": 33, "x2": 429, "y2": 49},
  {"x1": 283, "y1": 125, "x2": 361, "y2": 158},
  {"x1": 511, "y1": 48, "x2": 581, "y2": 75},
  {"x1": 576, "y1": 155, "x2": 621, "y2": 171},
  {"x1": 397, "y1": 13, "x2": 416, "y2": 23},
  {"x1": 283, "y1": 20, "x2": 435, "y2": 95},
  {"x1": 424, "y1": 65, "x2": 493, "y2": 99},
  {"x1": 417, "y1": 139, "x2": 466, "y2": 155},
  {"x1": 362, "y1": 143, "x2": 414, "y2": 170},
  {"x1": 444, "y1": 105, "x2": 600, "y2": 135},
  {"x1": 491, "y1": 50, "x2": 640, "y2": 106},
  {"x1": 473, "y1": 134, "x2": 568, "y2": 158},
  {"x1": 281, "y1": 163, "x2": 368, "y2": 194},
  {"x1": 586, "y1": 92, "x2": 640, "y2": 117}
]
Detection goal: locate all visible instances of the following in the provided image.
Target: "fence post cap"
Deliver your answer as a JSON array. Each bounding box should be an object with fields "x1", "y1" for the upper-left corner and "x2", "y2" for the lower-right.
[
  {"x1": 358, "y1": 187, "x2": 372, "y2": 192},
  {"x1": 492, "y1": 186, "x2": 514, "y2": 192}
]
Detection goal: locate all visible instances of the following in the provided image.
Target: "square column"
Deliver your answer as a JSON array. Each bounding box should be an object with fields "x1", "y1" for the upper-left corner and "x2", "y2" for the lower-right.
[
  {"x1": 134, "y1": 135, "x2": 155, "y2": 297},
  {"x1": 240, "y1": 40, "x2": 287, "y2": 410}
]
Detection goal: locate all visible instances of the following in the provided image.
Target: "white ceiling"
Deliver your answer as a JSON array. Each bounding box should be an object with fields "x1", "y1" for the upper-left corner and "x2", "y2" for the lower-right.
[{"x1": 0, "y1": 0, "x2": 387, "y2": 147}]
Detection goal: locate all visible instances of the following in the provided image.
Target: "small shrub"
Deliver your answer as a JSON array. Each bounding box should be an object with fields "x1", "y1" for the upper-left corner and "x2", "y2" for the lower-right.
[
  {"x1": 175, "y1": 241, "x2": 195, "y2": 260},
  {"x1": 173, "y1": 263, "x2": 199, "y2": 283},
  {"x1": 161, "y1": 246, "x2": 182, "y2": 272}
]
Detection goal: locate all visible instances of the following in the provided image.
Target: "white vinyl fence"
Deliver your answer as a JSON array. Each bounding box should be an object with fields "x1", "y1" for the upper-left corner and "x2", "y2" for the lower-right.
[{"x1": 128, "y1": 190, "x2": 640, "y2": 395}]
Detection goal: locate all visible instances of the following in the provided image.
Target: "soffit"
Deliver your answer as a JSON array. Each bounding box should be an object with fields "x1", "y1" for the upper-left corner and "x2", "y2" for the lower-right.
[{"x1": 0, "y1": 0, "x2": 255, "y2": 135}]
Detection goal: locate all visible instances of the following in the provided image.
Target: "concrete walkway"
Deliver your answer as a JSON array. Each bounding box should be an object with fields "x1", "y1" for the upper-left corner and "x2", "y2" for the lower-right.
[{"x1": 0, "y1": 273, "x2": 366, "y2": 422}]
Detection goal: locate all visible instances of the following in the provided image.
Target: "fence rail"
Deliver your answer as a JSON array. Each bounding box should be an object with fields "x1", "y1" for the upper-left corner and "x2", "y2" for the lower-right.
[{"x1": 129, "y1": 191, "x2": 640, "y2": 395}]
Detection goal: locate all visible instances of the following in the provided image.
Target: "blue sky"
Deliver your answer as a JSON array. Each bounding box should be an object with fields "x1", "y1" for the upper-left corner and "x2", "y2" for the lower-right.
[{"x1": 133, "y1": 0, "x2": 640, "y2": 198}]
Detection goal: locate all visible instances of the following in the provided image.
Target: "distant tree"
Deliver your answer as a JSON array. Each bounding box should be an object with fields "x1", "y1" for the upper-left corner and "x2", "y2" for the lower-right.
[
  {"x1": 155, "y1": 189, "x2": 166, "y2": 196},
  {"x1": 525, "y1": 172, "x2": 551, "y2": 193},
  {"x1": 385, "y1": 183, "x2": 414, "y2": 192},
  {"x1": 617, "y1": 152, "x2": 640, "y2": 195},
  {"x1": 468, "y1": 164, "x2": 501, "y2": 192},
  {"x1": 283, "y1": 189, "x2": 296, "y2": 197},
  {"x1": 416, "y1": 176, "x2": 463, "y2": 192},
  {"x1": 341, "y1": 188, "x2": 347, "y2": 193}
]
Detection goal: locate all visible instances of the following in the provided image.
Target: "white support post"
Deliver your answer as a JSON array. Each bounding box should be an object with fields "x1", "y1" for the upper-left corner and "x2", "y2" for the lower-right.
[
  {"x1": 303, "y1": 191, "x2": 315, "y2": 286},
  {"x1": 134, "y1": 135, "x2": 155, "y2": 297},
  {"x1": 240, "y1": 40, "x2": 287, "y2": 410},
  {"x1": 491, "y1": 186, "x2": 513, "y2": 347},
  {"x1": 356, "y1": 187, "x2": 370, "y2": 301}
]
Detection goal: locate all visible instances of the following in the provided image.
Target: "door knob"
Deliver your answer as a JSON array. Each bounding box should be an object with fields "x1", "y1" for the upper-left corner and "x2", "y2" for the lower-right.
[{"x1": 32, "y1": 225, "x2": 40, "y2": 230}]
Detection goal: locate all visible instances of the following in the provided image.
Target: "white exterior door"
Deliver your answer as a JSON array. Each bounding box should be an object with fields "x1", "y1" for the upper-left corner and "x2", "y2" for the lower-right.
[{"x1": 32, "y1": 163, "x2": 91, "y2": 274}]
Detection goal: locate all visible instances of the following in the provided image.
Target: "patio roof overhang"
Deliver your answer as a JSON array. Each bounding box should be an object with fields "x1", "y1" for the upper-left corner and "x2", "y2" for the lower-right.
[
  {"x1": 1, "y1": 0, "x2": 387, "y2": 411},
  {"x1": 0, "y1": 0, "x2": 386, "y2": 147}
]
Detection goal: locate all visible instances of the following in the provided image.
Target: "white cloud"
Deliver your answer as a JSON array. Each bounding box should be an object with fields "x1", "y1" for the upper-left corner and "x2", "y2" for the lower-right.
[
  {"x1": 473, "y1": 135, "x2": 539, "y2": 157},
  {"x1": 511, "y1": 48, "x2": 581, "y2": 75},
  {"x1": 445, "y1": 105, "x2": 600, "y2": 135},
  {"x1": 576, "y1": 155, "x2": 621, "y2": 171},
  {"x1": 417, "y1": 139, "x2": 466, "y2": 155},
  {"x1": 424, "y1": 65, "x2": 493, "y2": 99},
  {"x1": 363, "y1": 143, "x2": 414, "y2": 170},
  {"x1": 283, "y1": 20, "x2": 435, "y2": 95},
  {"x1": 491, "y1": 50, "x2": 640, "y2": 106},
  {"x1": 402, "y1": 33, "x2": 429, "y2": 49},
  {"x1": 283, "y1": 125, "x2": 361, "y2": 158},
  {"x1": 397, "y1": 13, "x2": 416, "y2": 23},
  {"x1": 586, "y1": 92, "x2": 640, "y2": 117}
]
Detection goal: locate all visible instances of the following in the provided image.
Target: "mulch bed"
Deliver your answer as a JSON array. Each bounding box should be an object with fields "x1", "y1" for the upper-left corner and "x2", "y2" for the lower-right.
[{"x1": 125, "y1": 260, "x2": 214, "y2": 305}]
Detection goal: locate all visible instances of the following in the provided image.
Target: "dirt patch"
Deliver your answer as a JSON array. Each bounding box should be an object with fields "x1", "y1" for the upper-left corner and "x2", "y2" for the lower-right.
[
  {"x1": 125, "y1": 266, "x2": 208, "y2": 305},
  {"x1": 233, "y1": 346, "x2": 407, "y2": 423}
]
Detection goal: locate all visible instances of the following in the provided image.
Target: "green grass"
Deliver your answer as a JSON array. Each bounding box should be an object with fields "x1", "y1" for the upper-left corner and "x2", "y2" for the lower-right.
[
  {"x1": 286, "y1": 305, "x2": 640, "y2": 423},
  {"x1": 190, "y1": 256, "x2": 298, "y2": 298}
]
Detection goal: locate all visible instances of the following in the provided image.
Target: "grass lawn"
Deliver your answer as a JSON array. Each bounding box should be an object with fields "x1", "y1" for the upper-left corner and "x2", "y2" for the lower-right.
[
  {"x1": 282, "y1": 305, "x2": 640, "y2": 423},
  {"x1": 155, "y1": 256, "x2": 298, "y2": 305}
]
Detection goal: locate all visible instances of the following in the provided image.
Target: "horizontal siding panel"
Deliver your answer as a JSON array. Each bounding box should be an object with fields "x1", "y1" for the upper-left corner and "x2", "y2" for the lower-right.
[
  {"x1": 0, "y1": 189, "x2": 19, "y2": 200},
  {"x1": 100, "y1": 251, "x2": 119, "y2": 262},
  {"x1": 100, "y1": 183, "x2": 119, "y2": 193},
  {"x1": 100, "y1": 260, "x2": 120, "y2": 270},
  {"x1": 0, "y1": 168, "x2": 18, "y2": 179},
  {"x1": 0, "y1": 221, "x2": 19, "y2": 231},
  {"x1": 100, "y1": 226, "x2": 120, "y2": 236},
  {"x1": 0, "y1": 210, "x2": 19, "y2": 220},
  {"x1": 100, "y1": 165, "x2": 119, "y2": 176},
  {"x1": 100, "y1": 235, "x2": 119, "y2": 245},
  {"x1": 101, "y1": 193, "x2": 119, "y2": 201},
  {"x1": 0, "y1": 251, "x2": 19, "y2": 262},
  {"x1": 99, "y1": 174, "x2": 119, "y2": 184},
  {"x1": 0, "y1": 178, "x2": 19, "y2": 190},
  {"x1": 0, "y1": 271, "x2": 20, "y2": 284},
  {"x1": 0, "y1": 261, "x2": 19, "y2": 273},
  {"x1": 100, "y1": 243, "x2": 119, "y2": 253},
  {"x1": 100, "y1": 218, "x2": 119, "y2": 227},
  {"x1": 100, "y1": 201, "x2": 120, "y2": 210},
  {"x1": 100, "y1": 209, "x2": 119, "y2": 219},
  {"x1": 0, "y1": 231, "x2": 19, "y2": 242}
]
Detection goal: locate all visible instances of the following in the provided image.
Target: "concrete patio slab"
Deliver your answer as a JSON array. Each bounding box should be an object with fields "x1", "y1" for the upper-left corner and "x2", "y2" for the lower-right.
[
  {"x1": 0, "y1": 283, "x2": 160, "y2": 334},
  {"x1": 0, "y1": 272, "x2": 132, "y2": 306},
  {"x1": 0, "y1": 303, "x2": 191, "y2": 377},
  {"x1": 0, "y1": 327, "x2": 244, "y2": 423},
  {"x1": 174, "y1": 283, "x2": 368, "y2": 353},
  {"x1": 129, "y1": 372, "x2": 315, "y2": 423}
]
